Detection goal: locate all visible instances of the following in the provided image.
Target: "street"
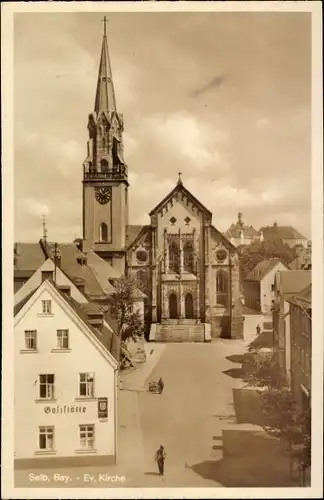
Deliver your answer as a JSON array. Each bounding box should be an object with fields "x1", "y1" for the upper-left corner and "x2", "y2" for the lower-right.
[{"x1": 15, "y1": 338, "x2": 250, "y2": 488}]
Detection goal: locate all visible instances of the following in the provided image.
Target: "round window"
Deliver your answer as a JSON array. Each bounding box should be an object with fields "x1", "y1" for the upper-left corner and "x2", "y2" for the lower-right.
[
  {"x1": 216, "y1": 249, "x2": 227, "y2": 262},
  {"x1": 136, "y1": 250, "x2": 147, "y2": 263}
]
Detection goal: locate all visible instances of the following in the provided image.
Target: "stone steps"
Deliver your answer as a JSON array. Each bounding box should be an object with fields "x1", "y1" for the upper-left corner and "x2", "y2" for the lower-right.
[{"x1": 154, "y1": 323, "x2": 205, "y2": 343}]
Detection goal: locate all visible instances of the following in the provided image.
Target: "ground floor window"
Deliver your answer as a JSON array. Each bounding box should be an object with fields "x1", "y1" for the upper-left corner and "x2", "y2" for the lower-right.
[
  {"x1": 79, "y1": 424, "x2": 95, "y2": 449},
  {"x1": 39, "y1": 426, "x2": 54, "y2": 450}
]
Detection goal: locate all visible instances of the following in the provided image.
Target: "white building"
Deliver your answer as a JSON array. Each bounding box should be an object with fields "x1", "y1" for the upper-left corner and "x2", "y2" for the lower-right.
[
  {"x1": 243, "y1": 258, "x2": 289, "y2": 314},
  {"x1": 14, "y1": 279, "x2": 118, "y2": 467}
]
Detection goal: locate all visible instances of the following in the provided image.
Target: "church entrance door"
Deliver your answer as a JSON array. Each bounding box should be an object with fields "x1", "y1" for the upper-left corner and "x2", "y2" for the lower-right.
[
  {"x1": 185, "y1": 293, "x2": 194, "y2": 319},
  {"x1": 169, "y1": 293, "x2": 178, "y2": 319}
]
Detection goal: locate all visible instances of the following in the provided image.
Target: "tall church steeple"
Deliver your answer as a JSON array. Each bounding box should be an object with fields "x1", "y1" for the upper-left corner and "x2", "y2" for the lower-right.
[
  {"x1": 82, "y1": 18, "x2": 129, "y2": 270},
  {"x1": 94, "y1": 16, "x2": 117, "y2": 113}
]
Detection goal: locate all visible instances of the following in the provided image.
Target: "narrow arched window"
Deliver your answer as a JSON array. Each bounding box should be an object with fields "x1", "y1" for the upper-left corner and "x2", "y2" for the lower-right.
[
  {"x1": 99, "y1": 223, "x2": 108, "y2": 242},
  {"x1": 183, "y1": 241, "x2": 194, "y2": 273},
  {"x1": 100, "y1": 159, "x2": 109, "y2": 173},
  {"x1": 216, "y1": 269, "x2": 229, "y2": 307},
  {"x1": 169, "y1": 241, "x2": 180, "y2": 274}
]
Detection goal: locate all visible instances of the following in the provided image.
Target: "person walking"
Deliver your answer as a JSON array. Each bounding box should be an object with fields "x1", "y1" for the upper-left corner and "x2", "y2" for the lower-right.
[
  {"x1": 155, "y1": 445, "x2": 166, "y2": 476},
  {"x1": 256, "y1": 324, "x2": 261, "y2": 335}
]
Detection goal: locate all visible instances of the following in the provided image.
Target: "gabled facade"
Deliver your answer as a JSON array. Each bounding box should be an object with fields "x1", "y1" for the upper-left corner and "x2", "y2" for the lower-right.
[
  {"x1": 14, "y1": 279, "x2": 118, "y2": 467},
  {"x1": 125, "y1": 177, "x2": 243, "y2": 341},
  {"x1": 243, "y1": 259, "x2": 289, "y2": 314}
]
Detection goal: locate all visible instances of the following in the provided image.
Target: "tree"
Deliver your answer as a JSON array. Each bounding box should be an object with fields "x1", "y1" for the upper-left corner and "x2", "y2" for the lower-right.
[
  {"x1": 107, "y1": 277, "x2": 144, "y2": 342},
  {"x1": 244, "y1": 350, "x2": 311, "y2": 484},
  {"x1": 238, "y1": 240, "x2": 296, "y2": 281}
]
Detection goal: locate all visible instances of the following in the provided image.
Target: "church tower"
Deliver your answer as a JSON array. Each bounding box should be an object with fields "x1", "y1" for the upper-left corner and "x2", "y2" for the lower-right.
[{"x1": 82, "y1": 18, "x2": 128, "y2": 272}]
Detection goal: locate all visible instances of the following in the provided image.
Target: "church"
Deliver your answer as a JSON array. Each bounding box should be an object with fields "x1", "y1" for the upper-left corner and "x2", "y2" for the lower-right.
[{"x1": 81, "y1": 20, "x2": 243, "y2": 342}]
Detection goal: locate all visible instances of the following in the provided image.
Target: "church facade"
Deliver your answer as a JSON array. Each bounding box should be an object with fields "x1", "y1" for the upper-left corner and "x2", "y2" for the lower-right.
[{"x1": 81, "y1": 21, "x2": 243, "y2": 341}]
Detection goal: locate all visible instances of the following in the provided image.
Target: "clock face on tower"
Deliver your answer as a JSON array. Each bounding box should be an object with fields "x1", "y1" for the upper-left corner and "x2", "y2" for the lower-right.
[{"x1": 95, "y1": 187, "x2": 112, "y2": 205}]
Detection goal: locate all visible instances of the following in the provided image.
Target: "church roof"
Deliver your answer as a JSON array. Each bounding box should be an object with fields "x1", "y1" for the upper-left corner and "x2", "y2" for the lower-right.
[
  {"x1": 94, "y1": 17, "x2": 116, "y2": 113},
  {"x1": 210, "y1": 225, "x2": 237, "y2": 252},
  {"x1": 148, "y1": 178, "x2": 212, "y2": 219},
  {"x1": 126, "y1": 225, "x2": 151, "y2": 249},
  {"x1": 244, "y1": 258, "x2": 286, "y2": 282}
]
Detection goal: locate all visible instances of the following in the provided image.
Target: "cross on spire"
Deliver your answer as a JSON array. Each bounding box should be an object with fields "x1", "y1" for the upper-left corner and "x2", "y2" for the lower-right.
[
  {"x1": 177, "y1": 170, "x2": 183, "y2": 185},
  {"x1": 102, "y1": 16, "x2": 108, "y2": 37}
]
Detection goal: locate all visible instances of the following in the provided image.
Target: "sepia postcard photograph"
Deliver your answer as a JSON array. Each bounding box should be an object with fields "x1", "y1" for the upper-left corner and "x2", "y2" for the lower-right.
[{"x1": 1, "y1": 1, "x2": 323, "y2": 498}]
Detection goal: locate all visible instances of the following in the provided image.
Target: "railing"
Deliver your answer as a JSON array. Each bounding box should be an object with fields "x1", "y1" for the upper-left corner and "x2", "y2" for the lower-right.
[{"x1": 84, "y1": 167, "x2": 127, "y2": 181}]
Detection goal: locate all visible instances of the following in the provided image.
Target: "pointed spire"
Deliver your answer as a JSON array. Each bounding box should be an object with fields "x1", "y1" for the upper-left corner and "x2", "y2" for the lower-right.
[
  {"x1": 94, "y1": 16, "x2": 117, "y2": 113},
  {"x1": 177, "y1": 170, "x2": 183, "y2": 186}
]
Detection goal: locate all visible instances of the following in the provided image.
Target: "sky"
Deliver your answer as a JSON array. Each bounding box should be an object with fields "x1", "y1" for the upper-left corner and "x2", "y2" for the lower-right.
[{"x1": 14, "y1": 11, "x2": 312, "y2": 242}]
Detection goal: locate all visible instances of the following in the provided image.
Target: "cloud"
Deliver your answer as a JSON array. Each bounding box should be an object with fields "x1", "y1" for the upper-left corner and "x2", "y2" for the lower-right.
[
  {"x1": 21, "y1": 197, "x2": 50, "y2": 217},
  {"x1": 140, "y1": 112, "x2": 229, "y2": 172}
]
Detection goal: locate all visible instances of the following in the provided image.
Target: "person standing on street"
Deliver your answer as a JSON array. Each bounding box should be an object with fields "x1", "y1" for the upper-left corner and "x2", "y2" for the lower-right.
[
  {"x1": 155, "y1": 445, "x2": 166, "y2": 476},
  {"x1": 158, "y1": 377, "x2": 164, "y2": 394}
]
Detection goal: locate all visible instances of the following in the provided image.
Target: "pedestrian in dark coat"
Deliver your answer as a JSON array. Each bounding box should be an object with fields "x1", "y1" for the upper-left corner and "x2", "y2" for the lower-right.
[{"x1": 155, "y1": 445, "x2": 166, "y2": 476}]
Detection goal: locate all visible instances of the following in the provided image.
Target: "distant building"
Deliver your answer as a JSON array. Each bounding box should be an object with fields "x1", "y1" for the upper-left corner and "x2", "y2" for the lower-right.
[
  {"x1": 286, "y1": 284, "x2": 312, "y2": 408},
  {"x1": 243, "y1": 259, "x2": 289, "y2": 314},
  {"x1": 224, "y1": 212, "x2": 260, "y2": 247},
  {"x1": 290, "y1": 241, "x2": 312, "y2": 270},
  {"x1": 259, "y1": 223, "x2": 307, "y2": 248},
  {"x1": 272, "y1": 270, "x2": 311, "y2": 382},
  {"x1": 14, "y1": 279, "x2": 118, "y2": 468}
]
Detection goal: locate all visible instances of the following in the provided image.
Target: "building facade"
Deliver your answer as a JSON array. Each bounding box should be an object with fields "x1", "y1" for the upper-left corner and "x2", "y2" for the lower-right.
[
  {"x1": 243, "y1": 259, "x2": 288, "y2": 314},
  {"x1": 272, "y1": 270, "x2": 311, "y2": 383},
  {"x1": 79, "y1": 22, "x2": 243, "y2": 342},
  {"x1": 14, "y1": 279, "x2": 118, "y2": 467},
  {"x1": 224, "y1": 212, "x2": 261, "y2": 247},
  {"x1": 287, "y1": 285, "x2": 312, "y2": 407}
]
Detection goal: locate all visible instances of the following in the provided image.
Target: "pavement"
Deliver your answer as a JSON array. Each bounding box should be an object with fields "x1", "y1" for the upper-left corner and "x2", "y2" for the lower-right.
[{"x1": 15, "y1": 337, "x2": 257, "y2": 488}]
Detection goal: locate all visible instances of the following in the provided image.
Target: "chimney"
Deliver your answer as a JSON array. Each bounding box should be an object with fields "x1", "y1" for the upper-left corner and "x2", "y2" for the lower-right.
[
  {"x1": 58, "y1": 285, "x2": 71, "y2": 296},
  {"x1": 41, "y1": 270, "x2": 54, "y2": 282}
]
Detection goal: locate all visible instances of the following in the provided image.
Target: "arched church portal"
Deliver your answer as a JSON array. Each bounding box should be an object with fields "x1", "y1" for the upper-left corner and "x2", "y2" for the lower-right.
[
  {"x1": 185, "y1": 293, "x2": 194, "y2": 319},
  {"x1": 169, "y1": 293, "x2": 178, "y2": 319}
]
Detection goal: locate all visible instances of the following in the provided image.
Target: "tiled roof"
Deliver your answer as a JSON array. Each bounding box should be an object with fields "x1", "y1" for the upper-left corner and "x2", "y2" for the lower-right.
[
  {"x1": 260, "y1": 225, "x2": 306, "y2": 240},
  {"x1": 14, "y1": 242, "x2": 46, "y2": 271},
  {"x1": 286, "y1": 283, "x2": 312, "y2": 310},
  {"x1": 126, "y1": 225, "x2": 147, "y2": 248},
  {"x1": 14, "y1": 288, "x2": 38, "y2": 316},
  {"x1": 224, "y1": 223, "x2": 259, "y2": 239},
  {"x1": 244, "y1": 258, "x2": 286, "y2": 282},
  {"x1": 14, "y1": 241, "x2": 118, "y2": 300},
  {"x1": 280, "y1": 270, "x2": 311, "y2": 297},
  {"x1": 211, "y1": 225, "x2": 237, "y2": 252}
]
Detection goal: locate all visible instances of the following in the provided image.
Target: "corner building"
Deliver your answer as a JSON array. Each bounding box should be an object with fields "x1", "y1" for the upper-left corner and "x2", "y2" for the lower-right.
[{"x1": 82, "y1": 22, "x2": 243, "y2": 342}]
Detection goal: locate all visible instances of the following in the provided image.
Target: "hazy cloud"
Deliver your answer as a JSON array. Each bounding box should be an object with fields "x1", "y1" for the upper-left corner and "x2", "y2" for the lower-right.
[{"x1": 14, "y1": 12, "x2": 311, "y2": 241}]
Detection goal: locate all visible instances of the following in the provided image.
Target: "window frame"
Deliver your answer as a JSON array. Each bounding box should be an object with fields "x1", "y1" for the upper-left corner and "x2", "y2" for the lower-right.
[
  {"x1": 39, "y1": 426, "x2": 55, "y2": 451},
  {"x1": 79, "y1": 424, "x2": 95, "y2": 450},
  {"x1": 24, "y1": 330, "x2": 37, "y2": 350},
  {"x1": 56, "y1": 329, "x2": 69, "y2": 349},
  {"x1": 41, "y1": 299, "x2": 52, "y2": 315},
  {"x1": 79, "y1": 373, "x2": 95, "y2": 398},
  {"x1": 39, "y1": 374, "x2": 55, "y2": 400}
]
